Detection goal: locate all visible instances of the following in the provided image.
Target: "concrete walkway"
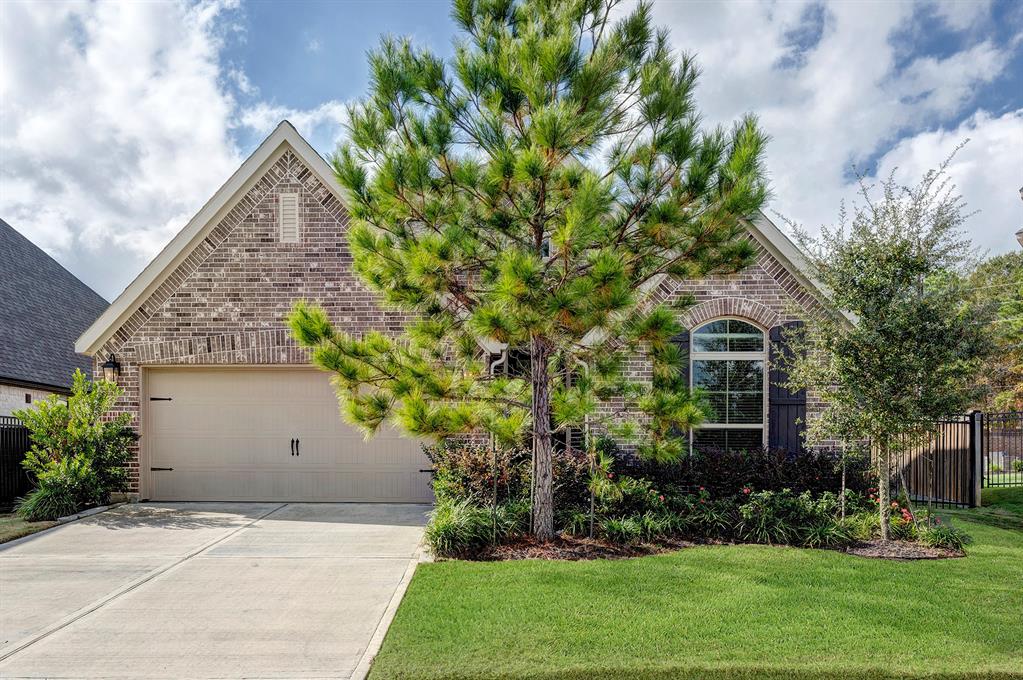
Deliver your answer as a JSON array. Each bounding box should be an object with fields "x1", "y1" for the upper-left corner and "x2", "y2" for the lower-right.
[{"x1": 0, "y1": 502, "x2": 430, "y2": 679}]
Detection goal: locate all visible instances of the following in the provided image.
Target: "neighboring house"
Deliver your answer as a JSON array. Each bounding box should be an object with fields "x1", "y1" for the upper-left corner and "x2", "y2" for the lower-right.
[
  {"x1": 0, "y1": 220, "x2": 108, "y2": 416},
  {"x1": 75, "y1": 121, "x2": 828, "y2": 504}
]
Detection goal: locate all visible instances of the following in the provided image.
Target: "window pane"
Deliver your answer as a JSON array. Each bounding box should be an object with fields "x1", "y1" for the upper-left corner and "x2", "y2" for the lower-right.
[
  {"x1": 728, "y1": 360, "x2": 763, "y2": 392},
  {"x1": 693, "y1": 428, "x2": 763, "y2": 452},
  {"x1": 703, "y1": 393, "x2": 726, "y2": 424},
  {"x1": 728, "y1": 392, "x2": 763, "y2": 424},
  {"x1": 727, "y1": 320, "x2": 764, "y2": 351},
  {"x1": 692, "y1": 360, "x2": 727, "y2": 391}
]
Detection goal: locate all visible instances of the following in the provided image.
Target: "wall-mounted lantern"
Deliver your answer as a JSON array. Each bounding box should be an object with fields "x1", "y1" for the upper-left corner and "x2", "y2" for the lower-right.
[{"x1": 101, "y1": 354, "x2": 121, "y2": 383}]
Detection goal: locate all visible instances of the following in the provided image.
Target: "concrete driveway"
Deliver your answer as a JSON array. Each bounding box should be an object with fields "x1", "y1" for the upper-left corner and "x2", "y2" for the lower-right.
[{"x1": 0, "y1": 502, "x2": 430, "y2": 679}]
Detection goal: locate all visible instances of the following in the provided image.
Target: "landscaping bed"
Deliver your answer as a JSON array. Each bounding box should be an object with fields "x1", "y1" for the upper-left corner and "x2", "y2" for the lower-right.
[{"x1": 369, "y1": 489, "x2": 1023, "y2": 680}]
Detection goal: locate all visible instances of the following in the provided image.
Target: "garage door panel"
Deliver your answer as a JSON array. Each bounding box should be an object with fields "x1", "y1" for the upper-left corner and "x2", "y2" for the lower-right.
[{"x1": 145, "y1": 369, "x2": 433, "y2": 502}]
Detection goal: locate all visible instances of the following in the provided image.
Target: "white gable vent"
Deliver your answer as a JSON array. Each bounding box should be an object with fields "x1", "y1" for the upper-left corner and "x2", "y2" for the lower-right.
[{"x1": 279, "y1": 192, "x2": 300, "y2": 243}]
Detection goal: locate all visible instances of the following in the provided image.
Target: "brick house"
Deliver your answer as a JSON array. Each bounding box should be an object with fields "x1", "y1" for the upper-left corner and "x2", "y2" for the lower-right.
[
  {"x1": 0, "y1": 219, "x2": 108, "y2": 416},
  {"x1": 76, "y1": 121, "x2": 828, "y2": 503}
]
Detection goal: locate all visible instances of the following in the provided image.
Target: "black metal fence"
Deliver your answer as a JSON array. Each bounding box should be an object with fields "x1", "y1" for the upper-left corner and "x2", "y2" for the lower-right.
[
  {"x1": 983, "y1": 411, "x2": 1023, "y2": 488},
  {"x1": 890, "y1": 413, "x2": 980, "y2": 509},
  {"x1": 0, "y1": 415, "x2": 34, "y2": 507}
]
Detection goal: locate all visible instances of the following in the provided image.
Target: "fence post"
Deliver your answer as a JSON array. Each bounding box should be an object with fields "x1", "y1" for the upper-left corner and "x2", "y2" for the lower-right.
[{"x1": 969, "y1": 410, "x2": 983, "y2": 508}]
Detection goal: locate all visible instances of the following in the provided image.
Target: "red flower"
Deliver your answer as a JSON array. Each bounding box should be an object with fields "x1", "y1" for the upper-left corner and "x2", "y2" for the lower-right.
[
  {"x1": 607, "y1": 472, "x2": 614, "y2": 479},
  {"x1": 658, "y1": 495, "x2": 665, "y2": 502},
  {"x1": 743, "y1": 487, "x2": 751, "y2": 494},
  {"x1": 700, "y1": 499, "x2": 706, "y2": 504},
  {"x1": 891, "y1": 502, "x2": 900, "y2": 508},
  {"x1": 699, "y1": 486, "x2": 705, "y2": 491}
]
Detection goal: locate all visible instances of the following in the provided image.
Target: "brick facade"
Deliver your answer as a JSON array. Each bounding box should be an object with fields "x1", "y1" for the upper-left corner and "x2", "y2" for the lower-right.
[
  {"x1": 96, "y1": 143, "x2": 826, "y2": 497},
  {"x1": 94, "y1": 148, "x2": 409, "y2": 494}
]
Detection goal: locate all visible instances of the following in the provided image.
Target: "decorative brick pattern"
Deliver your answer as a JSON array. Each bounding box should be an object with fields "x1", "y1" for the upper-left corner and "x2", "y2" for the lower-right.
[{"x1": 94, "y1": 147, "x2": 409, "y2": 494}]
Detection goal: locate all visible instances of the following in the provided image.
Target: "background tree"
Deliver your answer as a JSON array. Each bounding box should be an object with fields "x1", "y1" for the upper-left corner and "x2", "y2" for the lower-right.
[
  {"x1": 781, "y1": 160, "x2": 993, "y2": 540},
  {"x1": 290, "y1": 0, "x2": 768, "y2": 539},
  {"x1": 964, "y1": 251, "x2": 1022, "y2": 411}
]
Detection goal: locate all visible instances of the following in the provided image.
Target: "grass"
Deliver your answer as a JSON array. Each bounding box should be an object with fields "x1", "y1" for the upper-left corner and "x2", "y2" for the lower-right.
[
  {"x1": 370, "y1": 489, "x2": 1023, "y2": 680},
  {"x1": 0, "y1": 512, "x2": 55, "y2": 544}
]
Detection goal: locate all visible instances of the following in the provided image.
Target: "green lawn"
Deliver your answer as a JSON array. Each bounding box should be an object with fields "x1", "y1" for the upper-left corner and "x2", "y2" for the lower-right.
[
  {"x1": 0, "y1": 513, "x2": 55, "y2": 544},
  {"x1": 371, "y1": 490, "x2": 1023, "y2": 680}
]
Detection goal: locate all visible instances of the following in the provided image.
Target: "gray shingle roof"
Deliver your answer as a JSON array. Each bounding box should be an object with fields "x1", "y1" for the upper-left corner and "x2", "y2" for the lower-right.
[{"x1": 0, "y1": 219, "x2": 109, "y2": 391}]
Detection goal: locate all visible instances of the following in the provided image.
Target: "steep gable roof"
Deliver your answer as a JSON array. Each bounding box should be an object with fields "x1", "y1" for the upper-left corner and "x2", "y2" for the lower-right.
[
  {"x1": 75, "y1": 121, "x2": 344, "y2": 356},
  {"x1": 0, "y1": 219, "x2": 108, "y2": 390}
]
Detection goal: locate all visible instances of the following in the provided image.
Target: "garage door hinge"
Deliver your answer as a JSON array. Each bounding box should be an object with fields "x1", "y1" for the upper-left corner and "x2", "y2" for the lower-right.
[
  {"x1": 149, "y1": 397, "x2": 172, "y2": 401},
  {"x1": 150, "y1": 467, "x2": 174, "y2": 471}
]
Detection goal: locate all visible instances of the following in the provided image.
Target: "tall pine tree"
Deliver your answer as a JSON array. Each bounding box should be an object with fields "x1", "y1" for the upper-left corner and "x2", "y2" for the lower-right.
[{"x1": 290, "y1": 0, "x2": 768, "y2": 539}]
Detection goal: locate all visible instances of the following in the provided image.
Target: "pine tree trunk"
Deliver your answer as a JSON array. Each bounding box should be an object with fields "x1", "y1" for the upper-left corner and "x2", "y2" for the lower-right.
[
  {"x1": 530, "y1": 335, "x2": 555, "y2": 541},
  {"x1": 877, "y1": 439, "x2": 891, "y2": 542}
]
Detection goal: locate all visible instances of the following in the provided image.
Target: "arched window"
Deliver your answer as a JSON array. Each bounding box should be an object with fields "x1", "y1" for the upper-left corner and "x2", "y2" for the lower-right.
[{"x1": 690, "y1": 318, "x2": 766, "y2": 451}]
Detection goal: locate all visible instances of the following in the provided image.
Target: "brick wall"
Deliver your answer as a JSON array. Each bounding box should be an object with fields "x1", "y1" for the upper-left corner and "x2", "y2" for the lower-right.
[{"x1": 94, "y1": 148, "x2": 409, "y2": 494}]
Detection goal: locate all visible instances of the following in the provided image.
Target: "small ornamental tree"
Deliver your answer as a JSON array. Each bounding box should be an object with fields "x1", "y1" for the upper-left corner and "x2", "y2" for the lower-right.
[
  {"x1": 289, "y1": 0, "x2": 769, "y2": 539},
  {"x1": 780, "y1": 159, "x2": 993, "y2": 540}
]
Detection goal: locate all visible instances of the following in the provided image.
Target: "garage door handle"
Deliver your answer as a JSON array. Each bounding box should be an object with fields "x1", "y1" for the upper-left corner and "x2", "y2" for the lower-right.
[{"x1": 290, "y1": 438, "x2": 295, "y2": 456}]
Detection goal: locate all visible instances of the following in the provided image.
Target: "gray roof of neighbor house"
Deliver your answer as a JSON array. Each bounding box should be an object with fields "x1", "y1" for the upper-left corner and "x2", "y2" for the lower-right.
[{"x1": 0, "y1": 219, "x2": 109, "y2": 391}]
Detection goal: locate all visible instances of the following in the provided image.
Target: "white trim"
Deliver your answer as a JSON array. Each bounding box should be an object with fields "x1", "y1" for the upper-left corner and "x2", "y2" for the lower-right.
[
  {"x1": 689, "y1": 316, "x2": 768, "y2": 448},
  {"x1": 75, "y1": 121, "x2": 345, "y2": 356}
]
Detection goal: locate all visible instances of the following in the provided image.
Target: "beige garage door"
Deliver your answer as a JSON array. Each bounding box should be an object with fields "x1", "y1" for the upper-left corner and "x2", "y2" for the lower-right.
[{"x1": 145, "y1": 368, "x2": 433, "y2": 502}]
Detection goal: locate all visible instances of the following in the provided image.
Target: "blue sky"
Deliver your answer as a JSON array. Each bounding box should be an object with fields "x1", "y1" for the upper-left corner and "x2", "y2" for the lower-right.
[{"x1": 1, "y1": 0, "x2": 1021, "y2": 300}]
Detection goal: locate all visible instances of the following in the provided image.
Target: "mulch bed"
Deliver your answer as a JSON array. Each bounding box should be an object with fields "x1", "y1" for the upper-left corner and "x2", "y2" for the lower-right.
[
  {"x1": 446, "y1": 536, "x2": 963, "y2": 562},
  {"x1": 844, "y1": 539, "x2": 963, "y2": 560},
  {"x1": 474, "y1": 535, "x2": 697, "y2": 561}
]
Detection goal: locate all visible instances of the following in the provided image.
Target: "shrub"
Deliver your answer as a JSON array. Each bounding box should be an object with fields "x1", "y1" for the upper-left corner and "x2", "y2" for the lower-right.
[
  {"x1": 843, "y1": 512, "x2": 881, "y2": 541},
  {"x1": 14, "y1": 371, "x2": 136, "y2": 521},
  {"x1": 631, "y1": 446, "x2": 872, "y2": 500},
  {"x1": 425, "y1": 498, "x2": 529, "y2": 557},
  {"x1": 1013, "y1": 459, "x2": 1023, "y2": 473},
  {"x1": 736, "y1": 490, "x2": 852, "y2": 547},
  {"x1": 598, "y1": 516, "x2": 642, "y2": 544},
  {"x1": 424, "y1": 441, "x2": 589, "y2": 507},
  {"x1": 919, "y1": 523, "x2": 971, "y2": 552}
]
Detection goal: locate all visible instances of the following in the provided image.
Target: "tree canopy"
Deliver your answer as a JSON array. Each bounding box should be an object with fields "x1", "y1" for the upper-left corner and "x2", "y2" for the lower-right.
[
  {"x1": 290, "y1": 0, "x2": 769, "y2": 538},
  {"x1": 781, "y1": 160, "x2": 993, "y2": 538}
]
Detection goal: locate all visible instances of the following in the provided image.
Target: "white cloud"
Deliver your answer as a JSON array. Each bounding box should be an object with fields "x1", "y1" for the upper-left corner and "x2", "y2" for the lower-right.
[
  {"x1": 0, "y1": 0, "x2": 1018, "y2": 303},
  {"x1": 0, "y1": 0, "x2": 243, "y2": 298},
  {"x1": 648, "y1": 0, "x2": 1022, "y2": 255},
  {"x1": 864, "y1": 110, "x2": 1023, "y2": 255},
  {"x1": 237, "y1": 99, "x2": 348, "y2": 152}
]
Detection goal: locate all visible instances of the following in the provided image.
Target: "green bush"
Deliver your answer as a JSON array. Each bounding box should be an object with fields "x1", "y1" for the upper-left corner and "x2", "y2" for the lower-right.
[
  {"x1": 736, "y1": 490, "x2": 851, "y2": 547},
  {"x1": 425, "y1": 498, "x2": 529, "y2": 557},
  {"x1": 13, "y1": 370, "x2": 135, "y2": 521},
  {"x1": 598, "y1": 516, "x2": 642, "y2": 544},
  {"x1": 843, "y1": 512, "x2": 881, "y2": 541},
  {"x1": 919, "y1": 523, "x2": 971, "y2": 552},
  {"x1": 424, "y1": 441, "x2": 589, "y2": 507},
  {"x1": 1013, "y1": 459, "x2": 1023, "y2": 473}
]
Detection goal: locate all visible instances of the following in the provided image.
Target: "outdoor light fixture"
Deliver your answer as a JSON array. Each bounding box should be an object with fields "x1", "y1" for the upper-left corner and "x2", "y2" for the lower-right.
[{"x1": 101, "y1": 354, "x2": 121, "y2": 383}]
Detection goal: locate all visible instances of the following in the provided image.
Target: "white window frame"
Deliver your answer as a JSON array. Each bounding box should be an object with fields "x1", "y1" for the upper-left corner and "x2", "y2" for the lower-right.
[{"x1": 689, "y1": 317, "x2": 769, "y2": 450}]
